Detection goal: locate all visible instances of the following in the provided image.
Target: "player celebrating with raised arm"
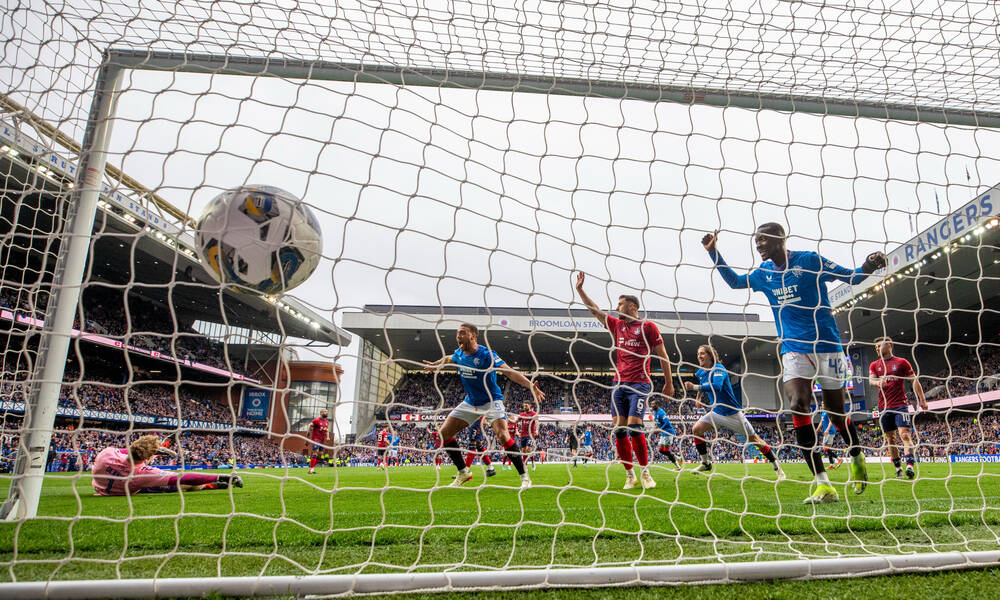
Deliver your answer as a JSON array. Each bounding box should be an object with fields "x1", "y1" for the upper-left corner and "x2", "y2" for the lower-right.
[
  {"x1": 648, "y1": 398, "x2": 683, "y2": 470},
  {"x1": 684, "y1": 345, "x2": 785, "y2": 480},
  {"x1": 580, "y1": 424, "x2": 594, "y2": 465},
  {"x1": 306, "y1": 408, "x2": 331, "y2": 474},
  {"x1": 869, "y1": 336, "x2": 928, "y2": 479},
  {"x1": 92, "y1": 435, "x2": 242, "y2": 496},
  {"x1": 575, "y1": 272, "x2": 674, "y2": 490},
  {"x1": 702, "y1": 224, "x2": 886, "y2": 504},
  {"x1": 423, "y1": 323, "x2": 544, "y2": 488}
]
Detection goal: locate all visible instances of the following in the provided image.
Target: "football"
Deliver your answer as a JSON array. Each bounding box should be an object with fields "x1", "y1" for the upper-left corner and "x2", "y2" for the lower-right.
[{"x1": 194, "y1": 185, "x2": 322, "y2": 294}]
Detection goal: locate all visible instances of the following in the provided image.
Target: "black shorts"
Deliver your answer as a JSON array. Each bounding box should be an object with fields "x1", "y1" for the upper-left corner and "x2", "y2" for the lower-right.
[
  {"x1": 519, "y1": 436, "x2": 534, "y2": 449},
  {"x1": 568, "y1": 440, "x2": 579, "y2": 451},
  {"x1": 377, "y1": 446, "x2": 388, "y2": 456}
]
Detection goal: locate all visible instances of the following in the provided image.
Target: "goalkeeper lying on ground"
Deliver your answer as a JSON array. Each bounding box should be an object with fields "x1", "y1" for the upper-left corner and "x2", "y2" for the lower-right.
[{"x1": 91, "y1": 434, "x2": 243, "y2": 496}]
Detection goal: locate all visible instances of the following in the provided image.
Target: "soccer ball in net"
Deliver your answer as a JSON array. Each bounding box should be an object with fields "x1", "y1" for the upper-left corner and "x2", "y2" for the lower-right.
[{"x1": 194, "y1": 185, "x2": 322, "y2": 294}]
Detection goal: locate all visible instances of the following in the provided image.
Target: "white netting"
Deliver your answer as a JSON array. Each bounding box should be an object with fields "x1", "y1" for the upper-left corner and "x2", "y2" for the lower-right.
[{"x1": 2, "y1": 1, "x2": 1000, "y2": 595}]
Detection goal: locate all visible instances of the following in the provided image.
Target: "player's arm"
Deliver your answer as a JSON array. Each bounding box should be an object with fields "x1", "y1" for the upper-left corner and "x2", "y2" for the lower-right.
[
  {"x1": 868, "y1": 364, "x2": 884, "y2": 387},
  {"x1": 903, "y1": 362, "x2": 928, "y2": 410},
  {"x1": 651, "y1": 342, "x2": 674, "y2": 398},
  {"x1": 701, "y1": 230, "x2": 751, "y2": 289},
  {"x1": 422, "y1": 355, "x2": 454, "y2": 370},
  {"x1": 574, "y1": 272, "x2": 609, "y2": 327},
  {"x1": 818, "y1": 251, "x2": 887, "y2": 285},
  {"x1": 496, "y1": 362, "x2": 546, "y2": 404}
]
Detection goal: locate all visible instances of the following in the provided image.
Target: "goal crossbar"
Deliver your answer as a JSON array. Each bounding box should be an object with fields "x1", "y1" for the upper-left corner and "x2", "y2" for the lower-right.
[{"x1": 105, "y1": 48, "x2": 1000, "y2": 128}]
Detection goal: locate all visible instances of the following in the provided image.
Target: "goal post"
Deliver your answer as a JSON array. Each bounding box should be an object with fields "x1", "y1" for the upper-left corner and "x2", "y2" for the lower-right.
[{"x1": 0, "y1": 62, "x2": 125, "y2": 520}]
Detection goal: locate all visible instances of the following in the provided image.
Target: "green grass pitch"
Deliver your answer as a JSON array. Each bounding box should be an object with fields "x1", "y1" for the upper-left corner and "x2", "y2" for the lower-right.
[{"x1": 1, "y1": 461, "x2": 998, "y2": 593}]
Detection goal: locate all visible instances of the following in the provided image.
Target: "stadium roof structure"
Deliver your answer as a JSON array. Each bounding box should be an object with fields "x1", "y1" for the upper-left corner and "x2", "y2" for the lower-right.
[
  {"x1": 0, "y1": 113, "x2": 351, "y2": 348},
  {"x1": 342, "y1": 305, "x2": 779, "y2": 371},
  {"x1": 831, "y1": 184, "x2": 1000, "y2": 354}
]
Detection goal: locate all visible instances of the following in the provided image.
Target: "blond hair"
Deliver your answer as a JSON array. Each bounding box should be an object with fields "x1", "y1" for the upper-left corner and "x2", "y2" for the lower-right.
[{"x1": 129, "y1": 435, "x2": 161, "y2": 463}]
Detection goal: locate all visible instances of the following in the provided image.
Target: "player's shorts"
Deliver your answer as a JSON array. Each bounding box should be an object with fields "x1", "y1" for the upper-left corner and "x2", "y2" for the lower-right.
[
  {"x1": 697, "y1": 410, "x2": 758, "y2": 439},
  {"x1": 519, "y1": 436, "x2": 534, "y2": 450},
  {"x1": 611, "y1": 382, "x2": 651, "y2": 419},
  {"x1": 658, "y1": 433, "x2": 676, "y2": 449},
  {"x1": 448, "y1": 399, "x2": 506, "y2": 425},
  {"x1": 568, "y1": 440, "x2": 579, "y2": 451},
  {"x1": 822, "y1": 433, "x2": 837, "y2": 446},
  {"x1": 580, "y1": 445, "x2": 594, "y2": 455},
  {"x1": 389, "y1": 448, "x2": 399, "y2": 457},
  {"x1": 310, "y1": 441, "x2": 326, "y2": 452},
  {"x1": 469, "y1": 440, "x2": 485, "y2": 452},
  {"x1": 879, "y1": 408, "x2": 912, "y2": 432},
  {"x1": 781, "y1": 352, "x2": 849, "y2": 389},
  {"x1": 376, "y1": 445, "x2": 388, "y2": 457}
]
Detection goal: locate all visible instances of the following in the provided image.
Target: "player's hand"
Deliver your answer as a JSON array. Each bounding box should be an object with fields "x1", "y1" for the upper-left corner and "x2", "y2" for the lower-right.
[
  {"x1": 661, "y1": 382, "x2": 674, "y2": 398},
  {"x1": 701, "y1": 230, "x2": 718, "y2": 252},
  {"x1": 683, "y1": 381, "x2": 697, "y2": 391},
  {"x1": 862, "y1": 251, "x2": 887, "y2": 273},
  {"x1": 919, "y1": 400, "x2": 929, "y2": 411},
  {"x1": 422, "y1": 359, "x2": 439, "y2": 371},
  {"x1": 575, "y1": 272, "x2": 585, "y2": 291},
  {"x1": 531, "y1": 382, "x2": 546, "y2": 402}
]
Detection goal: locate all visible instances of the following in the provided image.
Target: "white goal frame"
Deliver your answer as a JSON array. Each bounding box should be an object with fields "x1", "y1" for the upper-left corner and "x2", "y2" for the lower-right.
[{"x1": 4, "y1": 47, "x2": 1000, "y2": 593}]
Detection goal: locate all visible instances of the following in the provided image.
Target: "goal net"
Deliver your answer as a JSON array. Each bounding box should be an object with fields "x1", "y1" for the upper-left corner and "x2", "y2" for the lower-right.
[{"x1": 2, "y1": 0, "x2": 1000, "y2": 596}]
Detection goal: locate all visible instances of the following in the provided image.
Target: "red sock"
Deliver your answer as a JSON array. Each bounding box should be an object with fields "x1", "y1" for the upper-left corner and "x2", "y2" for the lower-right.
[
  {"x1": 758, "y1": 444, "x2": 772, "y2": 455},
  {"x1": 615, "y1": 436, "x2": 634, "y2": 470},
  {"x1": 310, "y1": 457, "x2": 317, "y2": 468},
  {"x1": 465, "y1": 453, "x2": 475, "y2": 467},
  {"x1": 631, "y1": 433, "x2": 649, "y2": 467},
  {"x1": 792, "y1": 415, "x2": 812, "y2": 428},
  {"x1": 482, "y1": 454, "x2": 492, "y2": 466}
]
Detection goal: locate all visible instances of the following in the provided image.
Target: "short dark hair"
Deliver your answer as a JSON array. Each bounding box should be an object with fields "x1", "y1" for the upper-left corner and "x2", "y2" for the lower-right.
[
  {"x1": 459, "y1": 323, "x2": 479, "y2": 337},
  {"x1": 756, "y1": 222, "x2": 786, "y2": 238},
  {"x1": 619, "y1": 294, "x2": 640, "y2": 309},
  {"x1": 875, "y1": 336, "x2": 893, "y2": 346}
]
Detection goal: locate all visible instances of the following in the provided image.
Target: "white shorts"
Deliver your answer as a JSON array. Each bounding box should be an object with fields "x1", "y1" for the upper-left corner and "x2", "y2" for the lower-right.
[
  {"x1": 580, "y1": 445, "x2": 593, "y2": 455},
  {"x1": 822, "y1": 433, "x2": 837, "y2": 446},
  {"x1": 389, "y1": 449, "x2": 399, "y2": 457},
  {"x1": 657, "y1": 434, "x2": 676, "y2": 449},
  {"x1": 782, "y1": 352, "x2": 849, "y2": 390},
  {"x1": 697, "y1": 411, "x2": 758, "y2": 439},
  {"x1": 448, "y1": 399, "x2": 507, "y2": 425}
]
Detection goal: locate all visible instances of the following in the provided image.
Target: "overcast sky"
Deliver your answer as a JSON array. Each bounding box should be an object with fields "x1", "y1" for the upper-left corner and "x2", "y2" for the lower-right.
[{"x1": 4, "y1": 0, "x2": 999, "y2": 434}]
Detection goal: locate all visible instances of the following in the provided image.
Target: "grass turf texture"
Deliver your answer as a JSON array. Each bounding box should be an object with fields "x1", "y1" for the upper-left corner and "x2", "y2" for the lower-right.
[{"x1": 1, "y1": 461, "x2": 998, "y2": 585}]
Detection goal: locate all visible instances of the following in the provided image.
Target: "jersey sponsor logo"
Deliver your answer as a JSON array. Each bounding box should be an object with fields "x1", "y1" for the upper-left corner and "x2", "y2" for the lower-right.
[{"x1": 773, "y1": 284, "x2": 801, "y2": 304}]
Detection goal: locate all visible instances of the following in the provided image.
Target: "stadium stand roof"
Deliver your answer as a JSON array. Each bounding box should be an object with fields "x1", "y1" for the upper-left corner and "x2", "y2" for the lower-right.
[
  {"x1": 832, "y1": 185, "x2": 1000, "y2": 357},
  {"x1": 0, "y1": 114, "x2": 350, "y2": 348},
  {"x1": 342, "y1": 305, "x2": 778, "y2": 371}
]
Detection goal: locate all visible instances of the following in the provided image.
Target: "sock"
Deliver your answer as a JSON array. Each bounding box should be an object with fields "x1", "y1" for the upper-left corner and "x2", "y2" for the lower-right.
[
  {"x1": 176, "y1": 473, "x2": 219, "y2": 486},
  {"x1": 614, "y1": 430, "x2": 633, "y2": 470},
  {"x1": 465, "y1": 453, "x2": 475, "y2": 468},
  {"x1": 443, "y1": 437, "x2": 467, "y2": 472},
  {"x1": 660, "y1": 447, "x2": 678, "y2": 463},
  {"x1": 629, "y1": 425, "x2": 648, "y2": 467},
  {"x1": 503, "y1": 438, "x2": 526, "y2": 475},
  {"x1": 482, "y1": 454, "x2": 492, "y2": 466},
  {"x1": 892, "y1": 458, "x2": 901, "y2": 469},
  {"x1": 694, "y1": 437, "x2": 710, "y2": 464},
  {"x1": 792, "y1": 416, "x2": 824, "y2": 476},
  {"x1": 757, "y1": 443, "x2": 777, "y2": 464},
  {"x1": 826, "y1": 449, "x2": 837, "y2": 463},
  {"x1": 815, "y1": 470, "x2": 832, "y2": 485},
  {"x1": 309, "y1": 457, "x2": 317, "y2": 468},
  {"x1": 840, "y1": 419, "x2": 862, "y2": 457}
]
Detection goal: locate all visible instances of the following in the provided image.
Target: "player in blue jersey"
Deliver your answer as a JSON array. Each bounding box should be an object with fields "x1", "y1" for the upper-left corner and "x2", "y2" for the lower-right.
[
  {"x1": 819, "y1": 411, "x2": 844, "y2": 469},
  {"x1": 422, "y1": 322, "x2": 544, "y2": 488},
  {"x1": 703, "y1": 224, "x2": 885, "y2": 504},
  {"x1": 683, "y1": 345, "x2": 785, "y2": 480},
  {"x1": 648, "y1": 398, "x2": 682, "y2": 470},
  {"x1": 389, "y1": 434, "x2": 401, "y2": 467},
  {"x1": 580, "y1": 425, "x2": 594, "y2": 465}
]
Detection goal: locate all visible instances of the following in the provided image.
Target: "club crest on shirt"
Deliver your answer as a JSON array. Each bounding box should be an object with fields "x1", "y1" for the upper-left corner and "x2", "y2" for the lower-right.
[
  {"x1": 789, "y1": 266, "x2": 803, "y2": 278},
  {"x1": 473, "y1": 357, "x2": 482, "y2": 367},
  {"x1": 633, "y1": 327, "x2": 641, "y2": 335}
]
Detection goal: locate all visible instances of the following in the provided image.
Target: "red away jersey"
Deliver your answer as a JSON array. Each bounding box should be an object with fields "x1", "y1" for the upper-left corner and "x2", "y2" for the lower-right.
[
  {"x1": 376, "y1": 429, "x2": 390, "y2": 447},
  {"x1": 605, "y1": 315, "x2": 663, "y2": 383},
  {"x1": 869, "y1": 356, "x2": 914, "y2": 410},
  {"x1": 309, "y1": 418, "x2": 329, "y2": 443},
  {"x1": 518, "y1": 411, "x2": 538, "y2": 437}
]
